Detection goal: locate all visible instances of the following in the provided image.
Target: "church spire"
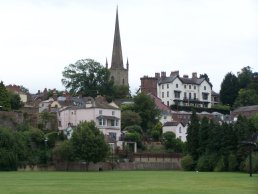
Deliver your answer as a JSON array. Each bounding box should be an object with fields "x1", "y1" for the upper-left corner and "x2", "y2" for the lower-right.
[{"x1": 111, "y1": 7, "x2": 124, "y2": 69}]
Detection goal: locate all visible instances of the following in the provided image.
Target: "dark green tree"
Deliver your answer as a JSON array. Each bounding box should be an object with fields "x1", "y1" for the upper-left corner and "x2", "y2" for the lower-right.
[
  {"x1": 162, "y1": 132, "x2": 183, "y2": 152},
  {"x1": 237, "y1": 66, "x2": 253, "y2": 89},
  {"x1": 198, "y1": 117, "x2": 210, "y2": 155},
  {"x1": 70, "y1": 121, "x2": 109, "y2": 170},
  {"x1": 133, "y1": 93, "x2": 160, "y2": 132},
  {"x1": 62, "y1": 59, "x2": 114, "y2": 98},
  {"x1": 9, "y1": 92, "x2": 23, "y2": 110},
  {"x1": 186, "y1": 111, "x2": 200, "y2": 161},
  {"x1": 121, "y1": 110, "x2": 142, "y2": 130},
  {"x1": 234, "y1": 89, "x2": 258, "y2": 108},
  {"x1": 0, "y1": 81, "x2": 11, "y2": 111},
  {"x1": 220, "y1": 72, "x2": 239, "y2": 106}
]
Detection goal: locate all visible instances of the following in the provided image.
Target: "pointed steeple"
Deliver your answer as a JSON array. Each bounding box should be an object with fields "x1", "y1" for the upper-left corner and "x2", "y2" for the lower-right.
[
  {"x1": 105, "y1": 57, "x2": 108, "y2": 68},
  {"x1": 111, "y1": 7, "x2": 124, "y2": 69},
  {"x1": 126, "y1": 57, "x2": 129, "y2": 70}
]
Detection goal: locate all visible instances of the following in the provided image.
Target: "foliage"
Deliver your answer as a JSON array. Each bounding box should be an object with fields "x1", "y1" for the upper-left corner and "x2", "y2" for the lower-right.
[
  {"x1": 71, "y1": 121, "x2": 109, "y2": 168},
  {"x1": 237, "y1": 66, "x2": 253, "y2": 89},
  {"x1": 124, "y1": 132, "x2": 143, "y2": 148},
  {"x1": 198, "y1": 117, "x2": 209, "y2": 156},
  {"x1": 243, "y1": 152, "x2": 258, "y2": 173},
  {"x1": 0, "y1": 81, "x2": 11, "y2": 111},
  {"x1": 121, "y1": 110, "x2": 142, "y2": 130},
  {"x1": 220, "y1": 72, "x2": 239, "y2": 106},
  {"x1": 196, "y1": 154, "x2": 217, "y2": 172},
  {"x1": 62, "y1": 59, "x2": 114, "y2": 98},
  {"x1": 186, "y1": 111, "x2": 199, "y2": 161},
  {"x1": 227, "y1": 153, "x2": 238, "y2": 171},
  {"x1": 162, "y1": 132, "x2": 183, "y2": 152},
  {"x1": 211, "y1": 103, "x2": 230, "y2": 111},
  {"x1": 124, "y1": 125, "x2": 143, "y2": 134},
  {"x1": 181, "y1": 154, "x2": 194, "y2": 171},
  {"x1": 52, "y1": 140, "x2": 74, "y2": 166},
  {"x1": 150, "y1": 122, "x2": 162, "y2": 141},
  {"x1": 233, "y1": 88, "x2": 258, "y2": 108},
  {"x1": 9, "y1": 92, "x2": 23, "y2": 110},
  {"x1": 214, "y1": 156, "x2": 226, "y2": 172},
  {"x1": 199, "y1": 73, "x2": 212, "y2": 86},
  {"x1": 112, "y1": 85, "x2": 130, "y2": 99},
  {"x1": 133, "y1": 93, "x2": 160, "y2": 132}
]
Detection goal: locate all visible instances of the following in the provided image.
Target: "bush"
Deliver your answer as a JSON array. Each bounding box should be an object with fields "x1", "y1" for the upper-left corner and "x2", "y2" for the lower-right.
[
  {"x1": 227, "y1": 153, "x2": 238, "y2": 171},
  {"x1": 181, "y1": 154, "x2": 194, "y2": 171},
  {"x1": 197, "y1": 154, "x2": 217, "y2": 172},
  {"x1": 214, "y1": 157, "x2": 225, "y2": 172},
  {"x1": 243, "y1": 152, "x2": 258, "y2": 173}
]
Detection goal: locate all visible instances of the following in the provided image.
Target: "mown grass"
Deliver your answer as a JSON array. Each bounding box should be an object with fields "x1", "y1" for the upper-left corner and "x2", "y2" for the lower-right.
[{"x1": 0, "y1": 171, "x2": 257, "y2": 194}]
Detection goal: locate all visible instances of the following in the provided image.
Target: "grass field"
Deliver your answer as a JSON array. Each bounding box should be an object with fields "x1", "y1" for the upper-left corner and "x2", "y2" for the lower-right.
[{"x1": 0, "y1": 171, "x2": 257, "y2": 194}]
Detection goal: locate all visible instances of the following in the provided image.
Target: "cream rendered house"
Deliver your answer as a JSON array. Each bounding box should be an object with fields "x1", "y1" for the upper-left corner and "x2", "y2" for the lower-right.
[
  {"x1": 58, "y1": 96, "x2": 121, "y2": 142},
  {"x1": 162, "y1": 121, "x2": 187, "y2": 142}
]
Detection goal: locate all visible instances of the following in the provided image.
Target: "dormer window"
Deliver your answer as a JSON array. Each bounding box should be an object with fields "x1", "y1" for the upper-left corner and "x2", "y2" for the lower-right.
[{"x1": 99, "y1": 110, "x2": 102, "y2": 115}]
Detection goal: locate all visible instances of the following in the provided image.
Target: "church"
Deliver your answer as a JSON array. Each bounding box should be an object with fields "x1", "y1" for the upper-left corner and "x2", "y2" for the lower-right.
[{"x1": 106, "y1": 8, "x2": 129, "y2": 87}]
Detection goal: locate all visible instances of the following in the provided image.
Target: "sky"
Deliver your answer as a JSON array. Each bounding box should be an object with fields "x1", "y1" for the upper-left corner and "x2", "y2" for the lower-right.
[{"x1": 0, "y1": 0, "x2": 257, "y2": 94}]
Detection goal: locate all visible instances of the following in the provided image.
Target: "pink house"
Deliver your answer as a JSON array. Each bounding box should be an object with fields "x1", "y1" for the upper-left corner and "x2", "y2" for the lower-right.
[{"x1": 58, "y1": 96, "x2": 121, "y2": 142}]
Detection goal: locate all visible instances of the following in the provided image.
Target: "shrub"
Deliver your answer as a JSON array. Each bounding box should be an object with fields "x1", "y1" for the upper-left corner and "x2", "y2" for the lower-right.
[
  {"x1": 243, "y1": 152, "x2": 258, "y2": 173},
  {"x1": 181, "y1": 154, "x2": 194, "y2": 171},
  {"x1": 214, "y1": 157, "x2": 225, "y2": 172},
  {"x1": 197, "y1": 154, "x2": 217, "y2": 171},
  {"x1": 227, "y1": 153, "x2": 238, "y2": 171}
]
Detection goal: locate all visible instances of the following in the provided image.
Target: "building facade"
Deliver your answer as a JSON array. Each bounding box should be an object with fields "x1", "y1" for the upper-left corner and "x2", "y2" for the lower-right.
[{"x1": 157, "y1": 71, "x2": 212, "y2": 108}]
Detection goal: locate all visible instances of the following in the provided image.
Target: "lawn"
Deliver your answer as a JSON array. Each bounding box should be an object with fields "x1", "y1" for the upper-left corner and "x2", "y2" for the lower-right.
[{"x1": 0, "y1": 171, "x2": 257, "y2": 194}]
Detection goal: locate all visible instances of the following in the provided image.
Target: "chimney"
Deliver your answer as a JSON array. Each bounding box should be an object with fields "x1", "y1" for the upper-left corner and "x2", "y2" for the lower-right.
[
  {"x1": 170, "y1": 71, "x2": 179, "y2": 77},
  {"x1": 192, "y1": 72, "x2": 197, "y2": 79},
  {"x1": 155, "y1": 73, "x2": 160, "y2": 78},
  {"x1": 183, "y1": 75, "x2": 189, "y2": 78},
  {"x1": 161, "y1": 71, "x2": 166, "y2": 78}
]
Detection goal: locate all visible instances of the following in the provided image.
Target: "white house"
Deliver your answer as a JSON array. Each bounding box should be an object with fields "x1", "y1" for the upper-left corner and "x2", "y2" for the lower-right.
[
  {"x1": 58, "y1": 96, "x2": 121, "y2": 142},
  {"x1": 162, "y1": 121, "x2": 188, "y2": 142},
  {"x1": 157, "y1": 71, "x2": 212, "y2": 108}
]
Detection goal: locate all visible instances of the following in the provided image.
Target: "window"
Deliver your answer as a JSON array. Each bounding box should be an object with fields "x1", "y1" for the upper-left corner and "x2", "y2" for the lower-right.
[
  {"x1": 204, "y1": 86, "x2": 206, "y2": 90},
  {"x1": 179, "y1": 127, "x2": 181, "y2": 133},
  {"x1": 109, "y1": 132, "x2": 116, "y2": 141},
  {"x1": 189, "y1": 93, "x2": 192, "y2": 99},
  {"x1": 167, "y1": 84, "x2": 169, "y2": 89},
  {"x1": 184, "y1": 92, "x2": 187, "y2": 98},
  {"x1": 176, "y1": 84, "x2": 178, "y2": 88},
  {"x1": 164, "y1": 115, "x2": 167, "y2": 119},
  {"x1": 162, "y1": 92, "x2": 164, "y2": 98},
  {"x1": 162, "y1": 85, "x2": 164, "y2": 89},
  {"x1": 99, "y1": 110, "x2": 102, "y2": 115},
  {"x1": 189, "y1": 85, "x2": 191, "y2": 89},
  {"x1": 202, "y1": 93, "x2": 209, "y2": 100},
  {"x1": 194, "y1": 86, "x2": 196, "y2": 90},
  {"x1": 184, "y1": 85, "x2": 186, "y2": 89},
  {"x1": 112, "y1": 111, "x2": 115, "y2": 116},
  {"x1": 167, "y1": 91, "x2": 169, "y2": 97},
  {"x1": 194, "y1": 93, "x2": 196, "y2": 99},
  {"x1": 167, "y1": 101, "x2": 169, "y2": 106},
  {"x1": 115, "y1": 120, "x2": 119, "y2": 126},
  {"x1": 98, "y1": 118, "x2": 106, "y2": 126},
  {"x1": 174, "y1": 91, "x2": 180, "y2": 98},
  {"x1": 111, "y1": 120, "x2": 115, "y2": 126}
]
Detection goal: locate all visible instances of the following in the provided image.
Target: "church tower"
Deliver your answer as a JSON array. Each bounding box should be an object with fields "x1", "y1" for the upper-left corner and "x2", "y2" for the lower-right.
[{"x1": 107, "y1": 7, "x2": 129, "y2": 87}]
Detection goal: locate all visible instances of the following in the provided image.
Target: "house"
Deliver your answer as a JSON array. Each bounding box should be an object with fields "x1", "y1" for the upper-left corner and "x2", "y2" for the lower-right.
[
  {"x1": 58, "y1": 96, "x2": 122, "y2": 143},
  {"x1": 231, "y1": 105, "x2": 258, "y2": 119},
  {"x1": 162, "y1": 121, "x2": 187, "y2": 142},
  {"x1": 157, "y1": 71, "x2": 213, "y2": 108},
  {"x1": 6, "y1": 84, "x2": 28, "y2": 103}
]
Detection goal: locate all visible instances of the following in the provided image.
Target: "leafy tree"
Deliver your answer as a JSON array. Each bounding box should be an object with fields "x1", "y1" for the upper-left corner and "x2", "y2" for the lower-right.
[
  {"x1": 0, "y1": 81, "x2": 11, "y2": 111},
  {"x1": 9, "y1": 92, "x2": 23, "y2": 110},
  {"x1": 162, "y1": 132, "x2": 183, "y2": 152},
  {"x1": 237, "y1": 66, "x2": 253, "y2": 89},
  {"x1": 181, "y1": 154, "x2": 194, "y2": 171},
  {"x1": 186, "y1": 111, "x2": 200, "y2": 161},
  {"x1": 70, "y1": 121, "x2": 109, "y2": 170},
  {"x1": 220, "y1": 72, "x2": 239, "y2": 106},
  {"x1": 121, "y1": 110, "x2": 142, "y2": 130},
  {"x1": 62, "y1": 59, "x2": 114, "y2": 98},
  {"x1": 112, "y1": 85, "x2": 130, "y2": 99},
  {"x1": 233, "y1": 89, "x2": 258, "y2": 108},
  {"x1": 199, "y1": 73, "x2": 210, "y2": 82},
  {"x1": 133, "y1": 93, "x2": 160, "y2": 132},
  {"x1": 150, "y1": 122, "x2": 163, "y2": 141}
]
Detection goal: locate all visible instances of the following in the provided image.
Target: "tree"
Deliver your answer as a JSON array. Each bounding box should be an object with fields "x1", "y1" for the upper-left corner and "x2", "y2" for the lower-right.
[
  {"x1": 62, "y1": 59, "x2": 114, "y2": 97},
  {"x1": 198, "y1": 117, "x2": 210, "y2": 156},
  {"x1": 237, "y1": 66, "x2": 253, "y2": 89},
  {"x1": 162, "y1": 132, "x2": 183, "y2": 152},
  {"x1": 121, "y1": 110, "x2": 142, "y2": 130},
  {"x1": 70, "y1": 121, "x2": 109, "y2": 170},
  {"x1": 220, "y1": 72, "x2": 239, "y2": 106},
  {"x1": 233, "y1": 89, "x2": 258, "y2": 108},
  {"x1": 0, "y1": 81, "x2": 11, "y2": 111},
  {"x1": 133, "y1": 93, "x2": 160, "y2": 132},
  {"x1": 9, "y1": 92, "x2": 23, "y2": 110},
  {"x1": 186, "y1": 111, "x2": 200, "y2": 161}
]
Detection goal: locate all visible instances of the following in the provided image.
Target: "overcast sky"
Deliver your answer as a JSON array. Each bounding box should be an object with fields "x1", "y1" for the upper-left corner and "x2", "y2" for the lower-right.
[{"x1": 0, "y1": 0, "x2": 257, "y2": 94}]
